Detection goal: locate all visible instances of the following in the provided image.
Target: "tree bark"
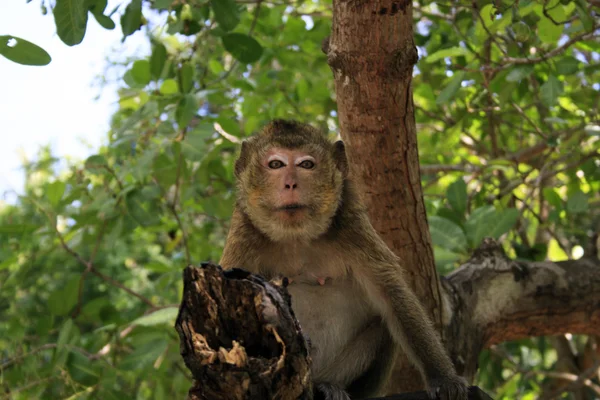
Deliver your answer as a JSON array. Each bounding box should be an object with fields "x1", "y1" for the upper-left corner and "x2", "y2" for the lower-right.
[
  {"x1": 442, "y1": 239, "x2": 600, "y2": 380},
  {"x1": 324, "y1": 0, "x2": 442, "y2": 393},
  {"x1": 175, "y1": 263, "x2": 312, "y2": 400}
]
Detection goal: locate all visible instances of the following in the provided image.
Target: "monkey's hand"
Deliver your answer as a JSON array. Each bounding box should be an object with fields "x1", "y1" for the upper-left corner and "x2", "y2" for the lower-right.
[
  {"x1": 313, "y1": 383, "x2": 351, "y2": 400},
  {"x1": 427, "y1": 375, "x2": 469, "y2": 400}
]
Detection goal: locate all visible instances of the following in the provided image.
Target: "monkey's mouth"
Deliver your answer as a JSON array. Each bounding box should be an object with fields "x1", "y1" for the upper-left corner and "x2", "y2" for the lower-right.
[
  {"x1": 275, "y1": 204, "x2": 308, "y2": 220},
  {"x1": 278, "y1": 203, "x2": 305, "y2": 211}
]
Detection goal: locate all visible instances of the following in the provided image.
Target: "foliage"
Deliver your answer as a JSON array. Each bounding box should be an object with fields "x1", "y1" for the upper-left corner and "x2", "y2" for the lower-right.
[{"x1": 1, "y1": 0, "x2": 598, "y2": 399}]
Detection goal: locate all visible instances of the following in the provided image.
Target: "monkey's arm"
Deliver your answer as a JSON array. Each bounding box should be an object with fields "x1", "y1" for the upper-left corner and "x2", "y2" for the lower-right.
[{"x1": 356, "y1": 255, "x2": 468, "y2": 400}]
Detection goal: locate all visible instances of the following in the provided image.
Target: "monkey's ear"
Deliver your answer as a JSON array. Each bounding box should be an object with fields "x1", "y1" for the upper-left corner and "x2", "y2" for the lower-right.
[
  {"x1": 235, "y1": 141, "x2": 250, "y2": 178},
  {"x1": 333, "y1": 140, "x2": 348, "y2": 178}
]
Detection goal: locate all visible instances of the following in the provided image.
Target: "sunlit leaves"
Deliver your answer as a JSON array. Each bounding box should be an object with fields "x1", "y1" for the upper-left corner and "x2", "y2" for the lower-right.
[
  {"x1": 0, "y1": 35, "x2": 51, "y2": 65},
  {"x1": 222, "y1": 33, "x2": 263, "y2": 64},
  {"x1": 53, "y1": 0, "x2": 88, "y2": 45},
  {"x1": 131, "y1": 60, "x2": 151, "y2": 86},
  {"x1": 160, "y1": 79, "x2": 178, "y2": 94},
  {"x1": 47, "y1": 181, "x2": 66, "y2": 207}
]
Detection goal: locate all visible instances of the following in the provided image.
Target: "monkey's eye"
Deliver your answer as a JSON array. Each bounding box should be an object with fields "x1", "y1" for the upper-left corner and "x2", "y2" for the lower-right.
[
  {"x1": 268, "y1": 160, "x2": 285, "y2": 169},
  {"x1": 298, "y1": 160, "x2": 315, "y2": 169}
]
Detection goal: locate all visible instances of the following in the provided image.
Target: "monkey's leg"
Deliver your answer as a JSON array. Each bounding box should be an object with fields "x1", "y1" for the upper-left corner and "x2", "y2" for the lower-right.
[
  {"x1": 345, "y1": 328, "x2": 395, "y2": 399},
  {"x1": 314, "y1": 320, "x2": 393, "y2": 399}
]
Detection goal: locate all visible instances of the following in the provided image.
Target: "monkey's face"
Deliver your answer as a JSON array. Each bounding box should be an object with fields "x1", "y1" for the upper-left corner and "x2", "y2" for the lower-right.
[{"x1": 239, "y1": 145, "x2": 343, "y2": 242}]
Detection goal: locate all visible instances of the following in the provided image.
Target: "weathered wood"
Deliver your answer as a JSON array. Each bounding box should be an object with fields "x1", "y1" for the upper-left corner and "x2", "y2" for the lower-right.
[{"x1": 175, "y1": 263, "x2": 312, "y2": 400}]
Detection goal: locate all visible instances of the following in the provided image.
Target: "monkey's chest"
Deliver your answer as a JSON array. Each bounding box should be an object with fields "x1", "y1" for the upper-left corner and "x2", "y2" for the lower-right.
[{"x1": 287, "y1": 280, "x2": 374, "y2": 366}]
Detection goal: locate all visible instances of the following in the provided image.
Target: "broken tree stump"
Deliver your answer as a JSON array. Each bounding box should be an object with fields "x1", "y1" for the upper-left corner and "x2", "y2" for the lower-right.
[
  {"x1": 175, "y1": 263, "x2": 493, "y2": 400},
  {"x1": 175, "y1": 263, "x2": 312, "y2": 400}
]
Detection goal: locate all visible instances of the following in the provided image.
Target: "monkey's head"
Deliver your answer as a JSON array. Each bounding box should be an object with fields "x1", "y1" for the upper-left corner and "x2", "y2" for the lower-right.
[{"x1": 234, "y1": 120, "x2": 349, "y2": 242}]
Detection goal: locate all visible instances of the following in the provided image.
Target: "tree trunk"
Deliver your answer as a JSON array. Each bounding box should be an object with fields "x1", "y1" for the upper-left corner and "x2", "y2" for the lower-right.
[
  {"x1": 325, "y1": 0, "x2": 441, "y2": 393},
  {"x1": 175, "y1": 263, "x2": 312, "y2": 400}
]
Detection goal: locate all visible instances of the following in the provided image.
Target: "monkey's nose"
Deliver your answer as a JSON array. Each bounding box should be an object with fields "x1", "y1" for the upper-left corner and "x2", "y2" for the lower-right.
[{"x1": 284, "y1": 183, "x2": 298, "y2": 190}]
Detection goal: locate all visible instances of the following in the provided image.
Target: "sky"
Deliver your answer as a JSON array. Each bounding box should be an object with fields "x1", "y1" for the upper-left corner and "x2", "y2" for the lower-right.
[{"x1": 0, "y1": 1, "x2": 146, "y2": 203}]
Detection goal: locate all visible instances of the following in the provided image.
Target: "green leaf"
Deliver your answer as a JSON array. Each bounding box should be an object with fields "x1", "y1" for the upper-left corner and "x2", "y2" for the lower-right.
[
  {"x1": 89, "y1": 0, "x2": 114, "y2": 30},
  {"x1": 543, "y1": 188, "x2": 563, "y2": 210},
  {"x1": 53, "y1": 0, "x2": 88, "y2": 46},
  {"x1": 176, "y1": 94, "x2": 198, "y2": 127},
  {"x1": 179, "y1": 62, "x2": 194, "y2": 93},
  {"x1": 48, "y1": 275, "x2": 80, "y2": 316},
  {"x1": 488, "y1": 209, "x2": 519, "y2": 239},
  {"x1": 153, "y1": 154, "x2": 177, "y2": 187},
  {"x1": 436, "y1": 71, "x2": 466, "y2": 105},
  {"x1": 131, "y1": 60, "x2": 151, "y2": 86},
  {"x1": 92, "y1": 12, "x2": 116, "y2": 29},
  {"x1": 159, "y1": 79, "x2": 178, "y2": 95},
  {"x1": 446, "y1": 179, "x2": 467, "y2": 216},
  {"x1": 131, "y1": 307, "x2": 178, "y2": 326},
  {"x1": 125, "y1": 189, "x2": 161, "y2": 227},
  {"x1": 428, "y1": 216, "x2": 467, "y2": 251},
  {"x1": 210, "y1": 0, "x2": 240, "y2": 31},
  {"x1": 426, "y1": 47, "x2": 469, "y2": 63},
  {"x1": 555, "y1": 57, "x2": 580, "y2": 75},
  {"x1": 150, "y1": 42, "x2": 167, "y2": 80},
  {"x1": 121, "y1": 0, "x2": 142, "y2": 37},
  {"x1": 540, "y1": 75, "x2": 563, "y2": 106},
  {"x1": 0, "y1": 35, "x2": 51, "y2": 66},
  {"x1": 47, "y1": 181, "x2": 66, "y2": 207},
  {"x1": 222, "y1": 33, "x2": 263, "y2": 64},
  {"x1": 505, "y1": 66, "x2": 533, "y2": 82},
  {"x1": 154, "y1": 0, "x2": 173, "y2": 10},
  {"x1": 181, "y1": 123, "x2": 213, "y2": 161},
  {"x1": 84, "y1": 155, "x2": 107, "y2": 172},
  {"x1": 54, "y1": 318, "x2": 80, "y2": 370},
  {"x1": 120, "y1": 339, "x2": 168, "y2": 370},
  {"x1": 0, "y1": 224, "x2": 39, "y2": 234},
  {"x1": 567, "y1": 190, "x2": 588, "y2": 213},
  {"x1": 576, "y1": 2, "x2": 594, "y2": 30},
  {"x1": 538, "y1": 15, "x2": 563, "y2": 43},
  {"x1": 465, "y1": 206, "x2": 496, "y2": 248},
  {"x1": 67, "y1": 352, "x2": 100, "y2": 386}
]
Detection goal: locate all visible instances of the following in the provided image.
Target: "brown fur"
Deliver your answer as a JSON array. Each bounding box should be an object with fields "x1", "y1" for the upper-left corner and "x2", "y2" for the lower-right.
[{"x1": 220, "y1": 120, "x2": 467, "y2": 400}]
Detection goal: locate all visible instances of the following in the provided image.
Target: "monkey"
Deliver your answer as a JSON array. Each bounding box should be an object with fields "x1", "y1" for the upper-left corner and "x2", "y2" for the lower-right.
[{"x1": 220, "y1": 120, "x2": 468, "y2": 400}]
